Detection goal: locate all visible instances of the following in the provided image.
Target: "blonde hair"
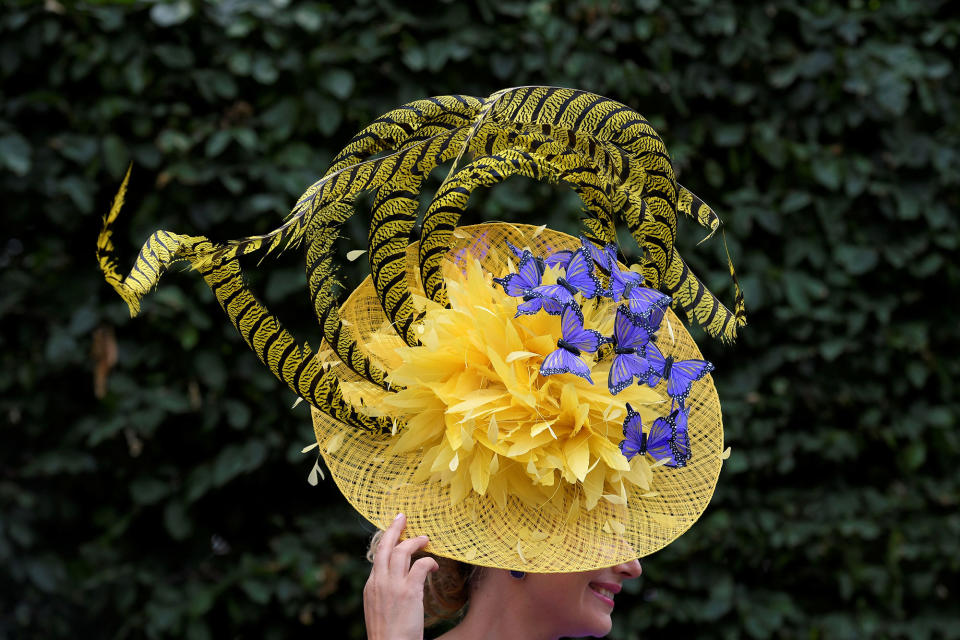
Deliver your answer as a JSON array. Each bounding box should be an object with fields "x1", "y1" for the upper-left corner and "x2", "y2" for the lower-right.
[{"x1": 367, "y1": 530, "x2": 482, "y2": 626}]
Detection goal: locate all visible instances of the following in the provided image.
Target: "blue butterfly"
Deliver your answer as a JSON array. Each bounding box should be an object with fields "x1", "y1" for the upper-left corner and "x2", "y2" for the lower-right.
[
  {"x1": 607, "y1": 306, "x2": 653, "y2": 395},
  {"x1": 582, "y1": 237, "x2": 618, "y2": 273},
  {"x1": 493, "y1": 248, "x2": 545, "y2": 298},
  {"x1": 545, "y1": 237, "x2": 617, "y2": 273},
  {"x1": 607, "y1": 261, "x2": 646, "y2": 301},
  {"x1": 624, "y1": 286, "x2": 672, "y2": 332},
  {"x1": 544, "y1": 249, "x2": 574, "y2": 269},
  {"x1": 619, "y1": 404, "x2": 691, "y2": 467},
  {"x1": 539, "y1": 304, "x2": 610, "y2": 384},
  {"x1": 556, "y1": 247, "x2": 605, "y2": 299},
  {"x1": 515, "y1": 289, "x2": 567, "y2": 316},
  {"x1": 643, "y1": 341, "x2": 715, "y2": 405},
  {"x1": 521, "y1": 246, "x2": 603, "y2": 313}
]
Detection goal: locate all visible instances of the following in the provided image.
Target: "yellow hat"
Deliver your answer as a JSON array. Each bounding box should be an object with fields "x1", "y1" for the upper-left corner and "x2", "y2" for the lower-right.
[{"x1": 97, "y1": 87, "x2": 745, "y2": 572}]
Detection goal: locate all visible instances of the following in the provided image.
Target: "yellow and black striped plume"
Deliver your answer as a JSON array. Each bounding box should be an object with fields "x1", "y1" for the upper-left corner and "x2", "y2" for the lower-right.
[{"x1": 97, "y1": 87, "x2": 746, "y2": 432}]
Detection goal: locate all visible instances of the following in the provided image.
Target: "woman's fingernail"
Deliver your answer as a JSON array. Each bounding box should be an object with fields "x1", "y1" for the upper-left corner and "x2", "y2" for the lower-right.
[{"x1": 394, "y1": 513, "x2": 404, "y2": 520}]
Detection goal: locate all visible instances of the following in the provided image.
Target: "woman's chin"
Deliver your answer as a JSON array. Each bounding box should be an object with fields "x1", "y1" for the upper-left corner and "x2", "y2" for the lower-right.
[{"x1": 576, "y1": 613, "x2": 612, "y2": 638}]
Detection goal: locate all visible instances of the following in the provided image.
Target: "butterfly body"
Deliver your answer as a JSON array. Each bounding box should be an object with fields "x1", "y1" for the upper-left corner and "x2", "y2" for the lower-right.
[
  {"x1": 607, "y1": 306, "x2": 653, "y2": 394},
  {"x1": 609, "y1": 263, "x2": 646, "y2": 301},
  {"x1": 644, "y1": 342, "x2": 714, "y2": 405},
  {"x1": 539, "y1": 305, "x2": 609, "y2": 384},
  {"x1": 619, "y1": 404, "x2": 691, "y2": 467},
  {"x1": 556, "y1": 276, "x2": 579, "y2": 296},
  {"x1": 556, "y1": 338, "x2": 582, "y2": 357},
  {"x1": 661, "y1": 356, "x2": 674, "y2": 381},
  {"x1": 516, "y1": 284, "x2": 574, "y2": 316},
  {"x1": 494, "y1": 249, "x2": 545, "y2": 298},
  {"x1": 557, "y1": 247, "x2": 604, "y2": 299}
]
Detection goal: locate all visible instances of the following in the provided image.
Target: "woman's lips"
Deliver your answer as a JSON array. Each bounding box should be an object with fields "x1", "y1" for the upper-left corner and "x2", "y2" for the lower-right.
[{"x1": 588, "y1": 582, "x2": 620, "y2": 607}]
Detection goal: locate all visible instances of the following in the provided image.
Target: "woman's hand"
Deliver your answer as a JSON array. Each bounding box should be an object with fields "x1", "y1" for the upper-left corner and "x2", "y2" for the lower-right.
[{"x1": 364, "y1": 513, "x2": 438, "y2": 640}]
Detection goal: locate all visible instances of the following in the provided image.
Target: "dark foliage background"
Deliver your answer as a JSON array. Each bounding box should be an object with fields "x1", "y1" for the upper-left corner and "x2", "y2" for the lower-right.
[{"x1": 2, "y1": 1, "x2": 958, "y2": 638}]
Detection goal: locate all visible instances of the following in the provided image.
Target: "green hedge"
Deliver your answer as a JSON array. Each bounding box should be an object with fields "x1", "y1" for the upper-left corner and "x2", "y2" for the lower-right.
[{"x1": 2, "y1": 1, "x2": 958, "y2": 638}]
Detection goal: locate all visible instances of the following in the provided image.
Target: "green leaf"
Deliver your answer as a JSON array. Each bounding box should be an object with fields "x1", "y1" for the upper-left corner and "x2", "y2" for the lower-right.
[
  {"x1": 205, "y1": 130, "x2": 232, "y2": 158},
  {"x1": 156, "y1": 129, "x2": 192, "y2": 154},
  {"x1": 252, "y1": 55, "x2": 278, "y2": 84},
  {"x1": 314, "y1": 97, "x2": 341, "y2": 136},
  {"x1": 293, "y1": 5, "x2": 324, "y2": 31},
  {"x1": 0, "y1": 133, "x2": 31, "y2": 176},
  {"x1": 154, "y1": 44, "x2": 195, "y2": 69},
  {"x1": 125, "y1": 58, "x2": 147, "y2": 94},
  {"x1": 58, "y1": 134, "x2": 98, "y2": 164},
  {"x1": 241, "y1": 578, "x2": 272, "y2": 605},
  {"x1": 322, "y1": 69, "x2": 354, "y2": 100},
  {"x1": 227, "y1": 50, "x2": 251, "y2": 75},
  {"x1": 781, "y1": 191, "x2": 811, "y2": 213},
  {"x1": 713, "y1": 123, "x2": 746, "y2": 147},
  {"x1": 835, "y1": 245, "x2": 878, "y2": 275},
  {"x1": 150, "y1": 1, "x2": 193, "y2": 27},
  {"x1": 232, "y1": 128, "x2": 258, "y2": 150},
  {"x1": 225, "y1": 399, "x2": 251, "y2": 429},
  {"x1": 163, "y1": 500, "x2": 193, "y2": 540},
  {"x1": 811, "y1": 155, "x2": 843, "y2": 190},
  {"x1": 903, "y1": 441, "x2": 926, "y2": 470},
  {"x1": 402, "y1": 47, "x2": 426, "y2": 71},
  {"x1": 102, "y1": 134, "x2": 129, "y2": 178},
  {"x1": 130, "y1": 477, "x2": 171, "y2": 505},
  {"x1": 819, "y1": 339, "x2": 846, "y2": 361},
  {"x1": 261, "y1": 98, "x2": 298, "y2": 141},
  {"x1": 25, "y1": 556, "x2": 66, "y2": 593}
]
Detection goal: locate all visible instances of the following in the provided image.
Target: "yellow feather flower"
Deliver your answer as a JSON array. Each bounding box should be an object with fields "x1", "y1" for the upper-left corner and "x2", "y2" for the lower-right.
[{"x1": 359, "y1": 256, "x2": 665, "y2": 512}]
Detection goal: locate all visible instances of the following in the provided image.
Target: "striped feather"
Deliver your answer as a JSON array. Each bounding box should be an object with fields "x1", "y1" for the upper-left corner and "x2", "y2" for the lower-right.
[
  {"x1": 678, "y1": 184, "x2": 720, "y2": 244},
  {"x1": 662, "y1": 249, "x2": 744, "y2": 342},
  {"x1": 97, "y1": 178, "x2": 392, "y2": 432},
  {"x1": 99, "y1": 87, "x2": 747, "y2": 440}
]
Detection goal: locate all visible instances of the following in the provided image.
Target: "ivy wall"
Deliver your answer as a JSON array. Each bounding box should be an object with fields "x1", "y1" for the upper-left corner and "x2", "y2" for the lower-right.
[{"x1": 2, "y1": 1, "x2": 958, "y2": 638}]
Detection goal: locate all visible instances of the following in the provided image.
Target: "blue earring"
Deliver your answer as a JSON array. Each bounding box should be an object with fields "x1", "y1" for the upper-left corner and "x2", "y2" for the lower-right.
[{"x1": 509, "y1": 570, "x2": 526, "y2": 579}]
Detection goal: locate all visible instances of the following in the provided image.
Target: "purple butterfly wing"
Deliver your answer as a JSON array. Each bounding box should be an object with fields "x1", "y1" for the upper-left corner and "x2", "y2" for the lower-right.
[
  {"x1": 600, "y1": 243, "x2": 618, "y2": 271},
  {"x1": 614, "y1": 306, "x2": 651, "y2": 351},
  {"x1": 579, "y1": 236, "x2": 618, "y2": 272},
  {"x1": 608, "y1": 351, "x2": 648, "y2": 395},
  {"x1": 645, "y1": 414, "x2": 677, "y2": 466},
  {"x1": 665, "y1": 358, "x2": 715, "y2": 404},
  {"x1": 643, "y1": 341, "x2": 666, "y2": 388},
  {"x1": 506, "y1": 241, "x2": 524, "y2": 260},
  {"x1": 516, "y1": 293, "x2": 565, "y2": 316},
  {"x1": 539, "y1": 346, "x2": 593, "y2": 383},
  {"x1": 646, "y1": 409, "x2": 692, "y2": 467},
  {"x1": 626, "y1": 287, "x2": 672, "y2": 330},
  {"x1": 562, "y1": 248, "x2": 602, "y2": 299},
  {"x1": 670, "y1": 408, "x2": 692, "y2": 467},
  {"x1": 618, "y1": 404, "x2": 646, "y2": 459},
  {"x1": 527, "y1": 283, "x2": 576, "y2": 308},
  {"x1": 493, "y1": 252, "x2": 545, "y2": 297},
  {"x1": 608, "y1": 263, "x2": 644, "y2": 300},
  {"x1": 561, "y1": 304, "x2": 608, "y2": 353},
  {"x1": 545, "y1": 249, "x2": 574, "y2": 269}
]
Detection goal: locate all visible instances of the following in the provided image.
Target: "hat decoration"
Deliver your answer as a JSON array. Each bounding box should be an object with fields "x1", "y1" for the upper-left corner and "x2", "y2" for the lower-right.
[{"x1": 97, "y1": 86, "x2": 745, "y2": 571}]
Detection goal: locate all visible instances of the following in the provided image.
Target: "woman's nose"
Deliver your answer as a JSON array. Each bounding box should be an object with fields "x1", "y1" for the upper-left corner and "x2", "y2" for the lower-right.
[{"x1": 614, "y1": 558, "x2": 642, "y2": 579}]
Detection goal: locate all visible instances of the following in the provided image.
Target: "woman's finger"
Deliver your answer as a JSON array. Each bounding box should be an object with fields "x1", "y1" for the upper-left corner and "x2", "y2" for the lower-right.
[
  {"x1": 373, "y1": 513, "x2": 405, "y2": 576},
  {"x1": 389, "y1": 535, "x2": 429, "y2": 580},
  {"x1": 406, "y1": 556, "x2": 439, "y2": 587}
]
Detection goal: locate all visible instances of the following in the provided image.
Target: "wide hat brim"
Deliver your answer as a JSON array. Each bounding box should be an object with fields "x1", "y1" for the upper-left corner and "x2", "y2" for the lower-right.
[{"x1": 312, "y1": 222, "x2": 724, "y2": 572}]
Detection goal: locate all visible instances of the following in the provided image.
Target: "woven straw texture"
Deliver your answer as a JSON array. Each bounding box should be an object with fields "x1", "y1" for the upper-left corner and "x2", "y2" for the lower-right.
[{"x1": 312, "y1": 223, "x2": 723, "y2": 572}]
